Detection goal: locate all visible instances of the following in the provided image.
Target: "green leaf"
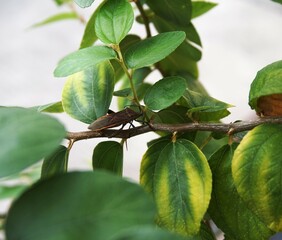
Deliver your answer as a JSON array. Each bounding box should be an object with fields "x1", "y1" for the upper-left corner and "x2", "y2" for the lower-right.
[
  {"x1": 191, "y1": 1, "x2": 217, "y2": 19},
  {"x1": 111, "y1": 226, "x2": 186, "y2": 240},
  {"x1": 179, "y1": 89, "x2": 233, "y2": 121},
  {"x1": 5, "y1": 171, "x2": 156, "y2": 240},
  {"x1": 37, "y1": 101, "x2": 64, "y2": 113},
  {"x1": 208, "y1": 144, "x2": 274, "y2": 239},
  {"x1": 144, "y1": 76, "x2": 186, "y2": 110},
  {"x1": 232, "y1": 124, "x2": 282, "y2": 232},
  {"x1": 158, "y1": 48, "x2": 198, "y2": 78},
  {"x1": 54, "y1": 46, "x2": 117, "y2": 77},
  {"x1": 154, "y1": 106, "x2": 191, "y2": 124},
  {"x1": 272, "y1": 0, "x2": 282, "y2": 4},
  {"x1": 0, "y1": 107, "x2": 65, "y2": 178},
  {"x1": 95, "y1": 0, "x2": 134, "y2": 44},
  {"x1": 62, "y1": 61, "x2": 115, "y2": 123},
  {"x1": 152, "y1": 15, "x2": 202, "y2": 48},
  {"x1": 146, "y1": 0, "x2": 192, "y2": 27},
  {"x1": 41, "y1": 145, "x2": 69, "y2": 179},
  {"x1": 92, "y1": 141, "x2": 123, "y2": 176},
  {"x1": 31, "y1": 12, "x2": 78, "y2": 28},
  {"x1": 141, "y1": 139, "x2": 212, "y2": 236},
  {"x1": 249, "y1": 60, "x2": 282, "y2": 112},
  {"x1": 124, "y1": 31, "x2": 186, "y2": 69},
  {"x1": 0, "y1": 185, "x2": 26, "y2": 200},
  {"x1": 73, "y1": 0, "x2": 94, "y2": 8},
  {"x1": 80, "y1": 2, "x2": 103, "y2": 49}
]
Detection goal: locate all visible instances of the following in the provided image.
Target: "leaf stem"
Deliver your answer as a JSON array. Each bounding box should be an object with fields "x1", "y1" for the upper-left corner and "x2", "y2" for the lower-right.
[{"x1": 115, "y1": 45, "x2": 141, "y2": 107}]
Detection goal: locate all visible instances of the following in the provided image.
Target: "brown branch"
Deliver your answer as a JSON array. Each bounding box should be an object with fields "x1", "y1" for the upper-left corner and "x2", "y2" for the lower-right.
[
  {"x1": 135, "y1": 1, "x2": 151, "y2": 38},
  {"x1": 66, "y1": 117, "x2": 282, "y2": 142}
]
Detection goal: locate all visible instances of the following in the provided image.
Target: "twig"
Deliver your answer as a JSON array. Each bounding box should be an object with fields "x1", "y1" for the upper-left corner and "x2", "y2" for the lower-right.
[
  {"x1": 66, "y1": 117, "x2": 282, "y2": 142},
  {"x1": 135, "y1": 1, "x2": 151, "y2": 37}
]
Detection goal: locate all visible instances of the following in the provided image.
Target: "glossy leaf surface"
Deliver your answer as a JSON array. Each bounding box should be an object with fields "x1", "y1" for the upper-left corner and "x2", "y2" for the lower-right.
[
  {"x1": 124, "y1": 31, "x2": 186, "y2": 69},
  {"x1": 209, "y1": 144, "x2": 274, "y2": 239},
  {"x1": 144, "y1": 76, "x2": 186, "y2": 110},
  {"x1": 232, "y1": 124, "x2": 282, "y2": 232},
  {"x1": 249, "y1": 60, "x2": 282, "y2": 112},
  {"x1": 141, "y1": 139, "x2": 212, "y2": 236},
  {"x1": 0, "y1": 107, "x2": 65, "y2": 178},
  {"x1": 92, "y1": 141, "x2": 123, "y2": 176},
  {"x1": 95, "y1": 0, "x2": 134, "y2": 44},
  {"x1": 62, "y1": 61, "x2": 115, "y2": 123},
  {"x1": 41, "y1": 145, "x2": 69, "y2": 179},
  {"x1": 54, "y1": 46, "x2": 117, "y2": 77},
  {"x1": 5, "y1": 171, "x2": 156, "y2": 240}
]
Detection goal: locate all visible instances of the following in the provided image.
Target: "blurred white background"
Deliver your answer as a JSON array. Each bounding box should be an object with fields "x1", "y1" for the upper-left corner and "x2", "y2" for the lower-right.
[{"x1": 1, "y1": 0, "x2": 282, "y2": 180}]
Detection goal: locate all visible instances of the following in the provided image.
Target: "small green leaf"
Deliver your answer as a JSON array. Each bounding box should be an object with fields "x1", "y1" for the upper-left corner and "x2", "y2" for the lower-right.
[
  {"x1": 191, "y1": 1, "x2": 217, "y2": 19},
  {"x1": 31, "y1": 12, "x2": 78, "y2": 28},
  {"x1": 41, "y1": 145, "x2": 69, "y2": 179},
  {"x1": 5, "y1": 171, "x2": 156, "y2": 240},
  {"x1": 54, "y1": 46, "x2": 117, "y2": 77},
  {"x1": 37, "y1": 101, "x2": 64, "y2": 113},
  {"x1": 92, "y1": 141, "x2": 123, "y2": 176},
  {"x1": 146, "y1": 0, "x2": 192, "y2": 27},
  {"x1": 144, "y1": 76, "x2": 186, "y2": 110},
  {"x1": 249, "y1": 60, "x2": 282, "y2": 112},
  {"x1": 208, "y1": 144, "x2": 274, "y2": 239},
  {"x1": 0, "y1": 107, "x2": 65, "y2": 178},
  {"x1": 141, "y1": 139, "x2": 212, "y2": 236},
  {"x1": 0, "y1": 185, "x2": 26, "y2": 200},
  {"x1": 95, "y1": 0, "x2": 134, "y2": 44},
  {"x1": 124, "y1": 31, "x2": 186, "y2": 69},
  {"x1": 179, "y1": 89, "x2": 233, "y2": 121},
  {"x1": 80, "y1": 2, "x2": 103, "y2": 49},
  {"x1": 62, "y1": 61, "x2": 115, "y2": 123},
  {"x1": 232, "y1": 124, "x2": 282, "y2": 232},
  {"x1": 74, "y1": 0, "x2": 94, "y2": 8}
]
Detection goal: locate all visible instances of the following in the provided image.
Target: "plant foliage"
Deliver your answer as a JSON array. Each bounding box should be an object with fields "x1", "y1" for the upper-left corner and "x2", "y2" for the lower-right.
[{"x1": 1, "y1": 0, "x2": 282, "y2": 239}]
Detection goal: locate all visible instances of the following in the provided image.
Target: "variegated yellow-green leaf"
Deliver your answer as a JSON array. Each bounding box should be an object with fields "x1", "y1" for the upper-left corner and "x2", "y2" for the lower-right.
[
  {"x1": 209, "y1": 144, "x2": 274, "y2": 239},
  {"x1": 232, "y1": 124, "x2": 282, "y2": 232},
  {"x1": 95, "y1": 0, "x2": 134, "y2": 44},
  {"x1": 54, "y1": 46, "x2": 117, "y2": 77},
  {"x1": 92, "y1": 141, "x2": 123, "y2": 176},
  {"x1": 141, "y1": 138, "x2": 212, "y2": 236},
  {"x1": 62, "y1": 61, "x2": 115, "y2": 124}
]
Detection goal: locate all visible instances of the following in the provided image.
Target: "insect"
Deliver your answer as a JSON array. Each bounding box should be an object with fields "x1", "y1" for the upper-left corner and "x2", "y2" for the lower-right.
[{"x1": 88, "y1": 108, "x2": 142, "y2": 131}]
